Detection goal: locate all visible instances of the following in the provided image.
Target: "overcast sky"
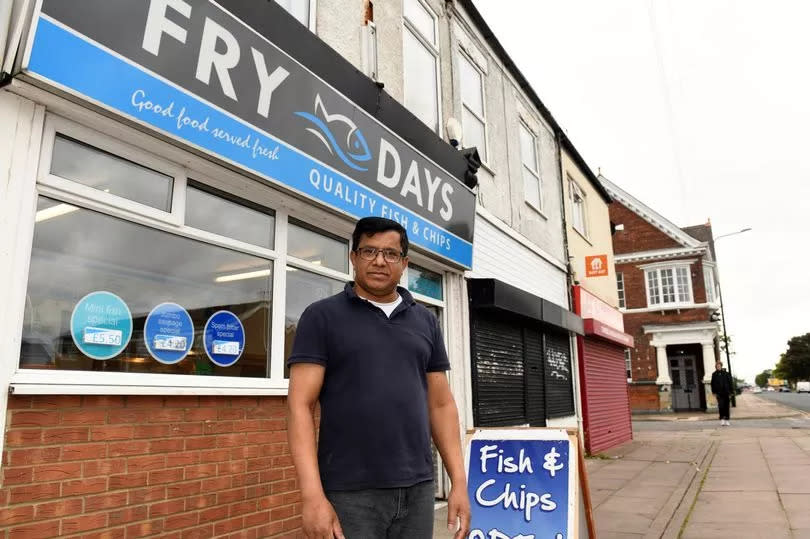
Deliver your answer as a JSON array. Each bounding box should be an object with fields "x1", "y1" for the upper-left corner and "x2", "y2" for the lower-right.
[{"x1": 475, "y1": 0, "x2": 809, "y2": 383}]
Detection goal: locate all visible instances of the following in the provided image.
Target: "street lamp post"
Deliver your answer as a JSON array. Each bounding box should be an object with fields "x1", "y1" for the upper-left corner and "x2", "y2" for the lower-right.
[{"x1": 713, "y1": 227, "x2": 751, "y2": 407}]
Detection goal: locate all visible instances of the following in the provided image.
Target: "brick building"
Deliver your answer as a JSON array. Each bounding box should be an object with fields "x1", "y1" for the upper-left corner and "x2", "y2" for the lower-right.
[{"x1": 600, "y1": 176, "x2": 723, "y2": 413}]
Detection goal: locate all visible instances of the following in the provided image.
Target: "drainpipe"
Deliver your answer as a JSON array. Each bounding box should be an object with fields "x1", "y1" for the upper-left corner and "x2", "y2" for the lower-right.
[{"x1": 555, "y1": 132, "x2": 585, "y2": 443}]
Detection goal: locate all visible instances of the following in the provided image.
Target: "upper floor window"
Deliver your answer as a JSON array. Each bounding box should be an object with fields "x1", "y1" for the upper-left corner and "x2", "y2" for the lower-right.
[
  {"x1": 519, "y1": 123, "x2": 542, "y2": 210},
  {"x1": 645, "y1": 265, "x2": 693, "y2": 307},
  {"x1": 403, "y1": 0, "x2": 440, "y2": 132},
  {"x1": 616, "y1": 272, "x2": 626, "y2": 309},
  {"x1": 569, "y1": 178, "x2": 587, "y2": 236},
  {"x1": 458, "y1": 52, "x2": 487, "y2": 162},
  {"x1": 274, "y1": 0, "x2": 315, "y2": 30},
  {"x1": 703, "y1": 266, "x2": 717, "y2": 303}
]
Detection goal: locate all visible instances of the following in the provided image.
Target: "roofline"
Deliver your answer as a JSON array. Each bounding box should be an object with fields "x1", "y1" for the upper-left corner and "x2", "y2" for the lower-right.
[
  {"x1": 560, "y1": 134, "x2": 612, "y2": 203},
  {"x1": 456, "y1": 0, "x2": 611, "y2": 203},
  {"x1": 598, "y1": 174, "x2": 703, "y2": 249}
]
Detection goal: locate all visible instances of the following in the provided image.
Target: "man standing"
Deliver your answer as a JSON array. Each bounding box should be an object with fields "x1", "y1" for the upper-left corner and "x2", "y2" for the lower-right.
[
  {"x1": 287, "y1": 217, "x2": 470, "y2": 539},
  {"x1": 711, "y1": 360, "x2": 734, "y2": 426}
]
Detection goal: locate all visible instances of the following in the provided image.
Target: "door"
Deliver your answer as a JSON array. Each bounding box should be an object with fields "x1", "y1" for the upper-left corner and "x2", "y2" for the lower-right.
[{"x1": 670, "y1": 355, "x2": 700, "y2": 410}]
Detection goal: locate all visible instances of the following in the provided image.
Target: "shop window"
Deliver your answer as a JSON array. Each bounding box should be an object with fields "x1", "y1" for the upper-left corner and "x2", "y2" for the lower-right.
[
  {"x1": 283, "y1": 268, "x2": 345, "y2": 376},
  {"x1": 21, "y1": 197, "x2": 272, "y2": 377},
  {"x1": 403, "y1": 0, "x2": 440, "y2": 132},
  {"x1": 408, "y1": 264, "x2": 444, "y2": 301},
  {"x1": 274, "y1": 0, "x2": 315, "y2": 30},
  {"x1": 616, "y1": 272, "x2": 626, "y2": 309},
  {"x1": 287, "y1": 220, "x2": 349, "y2": 273},
  {"x1": 569, "y1": 178, "x2": 587, "y2": 236},
  {"x1": 458, "y1": 52, "x2": 487, "y2": 162},
  {"x1": 645, "y1": 264, "x2": 693, "y2": 307},
  {"x1": 51, "y1": 134, "x2": 173, "y2": 212},
  {"x1": 519, "y1": 122, "x2": 542, "y2": 211},
  {"x1": 185, "y1": 183, "x2": 275, "y2": 249}
]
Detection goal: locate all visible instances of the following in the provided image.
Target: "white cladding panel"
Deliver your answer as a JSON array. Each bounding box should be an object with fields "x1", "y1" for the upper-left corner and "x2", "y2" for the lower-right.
[{"x1": 470, "y1": 214, "x2": 568, "y2": 307}]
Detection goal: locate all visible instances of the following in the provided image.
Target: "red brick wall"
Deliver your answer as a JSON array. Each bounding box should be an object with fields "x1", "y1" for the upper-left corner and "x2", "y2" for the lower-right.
[
  {"x1": 0, "y1": 395, "x2": 302, "y2": 538},
  {"x1": 628, "y1": 384, "x2": 659, "y2": 411},
  {"x1": 609, "y1": 203, "x2": 681, "y2": 254}
]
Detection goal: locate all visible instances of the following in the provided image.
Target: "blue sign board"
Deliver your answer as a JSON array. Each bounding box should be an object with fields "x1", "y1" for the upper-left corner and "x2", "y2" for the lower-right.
[
  {"x1": 466, "y1": 430, "x2": 576, "y2": 538},
  {"x1": 143, "y1": 302, "x2": 194, "y2": 364},
  {"x1": 22, "y1": 1, "x2": 476, "y2": 268},
  {"x1": 70, "y1": 291, "x2": 133, "y2": 360},
  {"x1": 203, "y1": 311, "x2": 245, "y2": 367}
]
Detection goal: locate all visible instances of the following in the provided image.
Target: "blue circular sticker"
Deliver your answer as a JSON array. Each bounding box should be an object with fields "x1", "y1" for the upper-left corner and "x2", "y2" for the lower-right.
[
  {"x1": 144, "y1": 303, "x2": 194, "y2": 364},
  {"x1": 70, "y1": 291, "x2": 133, "y2": 360},
  {"x1": 203, "y1": 311, "x2": 245, "y2": 367}
]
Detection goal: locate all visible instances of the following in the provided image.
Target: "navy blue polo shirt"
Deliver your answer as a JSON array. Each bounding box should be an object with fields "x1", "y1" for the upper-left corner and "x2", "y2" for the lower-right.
[{"x1": 287, "y1": 282, "x2": 450, "y2": 491}]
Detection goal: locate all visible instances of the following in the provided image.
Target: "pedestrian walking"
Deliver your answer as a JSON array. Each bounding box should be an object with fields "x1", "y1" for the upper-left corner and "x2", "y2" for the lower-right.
[
  {"x1": 287, "y1": 217, "x2": 470, "y2": 539},
  {"x1": 711, "y1": 360, "x2": 734, "y2": 426}
]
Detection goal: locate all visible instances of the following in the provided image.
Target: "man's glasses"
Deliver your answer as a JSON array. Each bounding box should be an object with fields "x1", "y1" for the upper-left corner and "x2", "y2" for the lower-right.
[{"x1": 355, "y1": 247, "x2": 404, "y2": 263}]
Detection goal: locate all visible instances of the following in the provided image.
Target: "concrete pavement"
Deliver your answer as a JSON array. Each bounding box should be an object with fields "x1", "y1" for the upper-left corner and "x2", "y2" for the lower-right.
[
  {"x1": 590, "y1": 393, "x2": 810, "y2": 538},
  {"x1": 434, "y1": 393, "x2": 810, "y2": 537}
]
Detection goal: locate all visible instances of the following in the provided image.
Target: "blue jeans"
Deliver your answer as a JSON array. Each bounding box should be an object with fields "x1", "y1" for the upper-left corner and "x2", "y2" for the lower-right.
[{"x1": 325, "y1": 480, "x2": 434, "y2": 539}]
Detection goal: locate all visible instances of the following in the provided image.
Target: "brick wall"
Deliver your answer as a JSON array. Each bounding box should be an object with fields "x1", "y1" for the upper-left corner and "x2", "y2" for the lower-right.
[
  {"x1": 628, "y1": 384, "x2": 659, "y2": 411},
  {"x1": 609, "y1": 204, "x2": 681, "y2": 254},
  {"x1": 0, "y1": 395, "x2": 302, "y2": 538}
]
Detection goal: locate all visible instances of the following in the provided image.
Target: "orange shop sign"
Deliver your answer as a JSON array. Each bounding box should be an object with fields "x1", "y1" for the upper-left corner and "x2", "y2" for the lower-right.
[{"x1": 585, "y1": 255, "x2": 608, "y2": 277}]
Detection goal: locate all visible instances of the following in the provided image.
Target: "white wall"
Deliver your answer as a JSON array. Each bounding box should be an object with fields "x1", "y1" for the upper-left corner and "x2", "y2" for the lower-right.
[{"x1": 469, "y1": 213, "x2": 568, "y2": 307}]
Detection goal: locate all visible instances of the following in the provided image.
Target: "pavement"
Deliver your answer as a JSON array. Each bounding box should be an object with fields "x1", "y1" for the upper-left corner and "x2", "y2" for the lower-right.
[{"x1": 433, "y1": 393, "x2": 810, "y2": 538}]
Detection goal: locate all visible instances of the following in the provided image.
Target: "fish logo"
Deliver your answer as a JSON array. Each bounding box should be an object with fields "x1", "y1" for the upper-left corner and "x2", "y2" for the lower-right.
[{"x1": 295, "y1": 94, "x2": 372, "y2": 172}]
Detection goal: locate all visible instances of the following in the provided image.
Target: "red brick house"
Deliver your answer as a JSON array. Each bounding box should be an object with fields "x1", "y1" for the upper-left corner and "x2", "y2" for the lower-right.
[{"x1": 600, "y1": 176, "x2": 723, "y2": 413}]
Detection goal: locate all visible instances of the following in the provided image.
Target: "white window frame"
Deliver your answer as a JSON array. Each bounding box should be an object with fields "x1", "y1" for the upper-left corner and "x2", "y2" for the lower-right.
[
  {"x1": 641, "y1": 261, "x2": 694, "y2": 308},
  {"x1": 703, "y1": 263, "x2": 718, "y2": 304},
  {"x1": 616, "y1": 272, "x2": 626, "y2": 309},
  {"x1": 625, "y1": 349, "x2": 632, "y2": 381},
  {"x1": 402, "y1": 0, "x2": 442, "y2": 134},
  {"x1": 519, "y1": 121, "x2": 543, "y2": 212},
  {"x1": 274, "y1": 0, "x2": 317, "y2": 32},
  {"x1": 457, "y1": 49, "x2": 488, "y2": 164},
  {"x1": 569, "y1": 177, "x2": 587, "y2": 237},
  {"x1": 14, "y1": 111, "x2": 364, "y2": 395}
]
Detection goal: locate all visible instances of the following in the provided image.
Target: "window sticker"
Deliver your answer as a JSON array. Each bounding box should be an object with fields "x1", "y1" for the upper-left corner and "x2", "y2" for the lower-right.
[
  {"x1": 203, "y1": 311, "x2": 245, "y2": 367},
  {"x1": 70, "y1": 291, "x2": 133, "y2": 360},
  {"x1": 144, "y1": 302, "x2": 195, "y2": 364}
]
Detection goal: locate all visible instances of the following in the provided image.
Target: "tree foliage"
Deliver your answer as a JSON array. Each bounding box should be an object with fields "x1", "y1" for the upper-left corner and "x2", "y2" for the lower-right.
[
  {"x1": 755, "y1": 369, "x2": 772, "y2": 388},
  {"x1": 773, "y1": 333, "x2": 810, "y2": 383}
]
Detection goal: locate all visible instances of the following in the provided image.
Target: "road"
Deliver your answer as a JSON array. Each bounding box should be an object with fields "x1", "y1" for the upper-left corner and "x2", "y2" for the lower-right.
[{"x1": 757, "y1": 390, "x2": 810, "y2": 412}]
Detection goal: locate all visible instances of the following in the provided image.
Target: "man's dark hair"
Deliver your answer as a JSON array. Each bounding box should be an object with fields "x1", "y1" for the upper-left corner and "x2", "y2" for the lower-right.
[{"x1": 352, "y1": 217, "x2": 409, "y2": 256}]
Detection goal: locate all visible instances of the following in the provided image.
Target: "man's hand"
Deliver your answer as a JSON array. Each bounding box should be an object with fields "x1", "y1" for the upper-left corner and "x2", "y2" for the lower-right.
[
  {"x1": 302, "y1": 495, "x2": 344, "y2": 539},
  {"x1": 446, "y1": 485, "x2": 471, "y2": 539}
]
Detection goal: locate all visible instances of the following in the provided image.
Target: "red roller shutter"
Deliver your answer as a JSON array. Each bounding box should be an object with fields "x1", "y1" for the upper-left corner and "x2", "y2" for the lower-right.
[{"x1": 579, "y1": 336, "x2": 633, "y2": 454}]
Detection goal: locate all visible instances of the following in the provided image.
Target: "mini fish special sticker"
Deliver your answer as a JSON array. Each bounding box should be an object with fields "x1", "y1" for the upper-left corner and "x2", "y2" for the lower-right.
[
  {"x1": 203, "y1": 311, "x2": 245, "y2": 367},
  {"x1": 70, "y1": 291, "x2": 133, "y2": 360},
  {"x1": 144, "y1": 302, "x2": 194, "y2": 364}
]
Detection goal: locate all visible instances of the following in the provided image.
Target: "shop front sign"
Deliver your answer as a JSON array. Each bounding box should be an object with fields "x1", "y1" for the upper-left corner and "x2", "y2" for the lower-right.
[{"x1": 22, "y1": 0, "x2": 476, "y2": 267}]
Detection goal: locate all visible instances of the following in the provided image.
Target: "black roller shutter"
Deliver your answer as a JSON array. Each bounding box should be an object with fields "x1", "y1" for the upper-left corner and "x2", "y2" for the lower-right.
[
  {"x1": 471, "y1": 313, "x2": 525, "y2": 426},
  {"x1": 544, "y1": 331, "x2": 575, "y2": 418},
  {"x1": 524, "y1": 328, "x2": 546, "y2": 426}
]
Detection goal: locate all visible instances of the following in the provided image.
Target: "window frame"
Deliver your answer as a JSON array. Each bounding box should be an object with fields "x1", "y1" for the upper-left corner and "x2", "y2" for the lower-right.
[
  {"x1": 625, "y1": 349, "x2": 632, "y2": 381},
  {"x1": 643, "y1": 262, "x2": 694, "y2": 308},
  {"x1": 703, "y1": 263, "x2": 717, "y2": 304},
  {"x1": 402, "y1": 0, "x2": 442, "y2": 134},
  {"x1": 457, "y1": 49, "x2": 488, "y2": 164},
  {"x1": 518, "y1": 120, "x2": 543, "y2": 212},
  {"x1": 569, "y1": 177, "x2": 587, "y2": 237},
  {"x1": 274, "y1": 0, "x2": 317, "y2": 32},
  {"x1": 616, "y1": 272, "x2": 626, "y2": 309},
  {"x1": 14, "y1": 112, "x2": 369, "y2": 394}
]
